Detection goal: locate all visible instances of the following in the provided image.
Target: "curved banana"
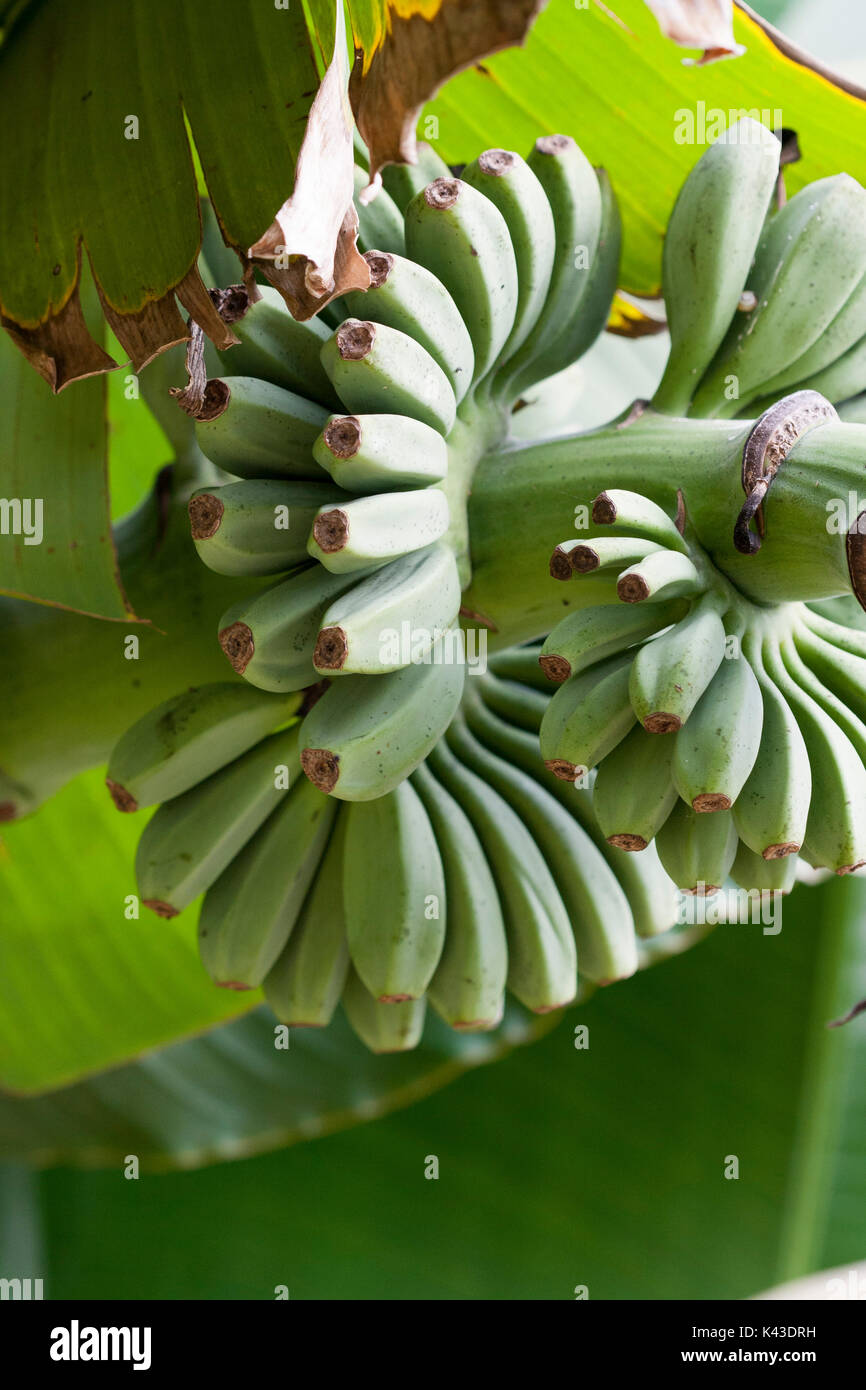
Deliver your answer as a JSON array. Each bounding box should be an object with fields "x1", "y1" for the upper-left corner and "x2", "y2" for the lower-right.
[
  {"x1": 672, "y1": 647, "x2": 764, "y2": 811},
  {"x1": 307, "y1": 489, "x2": 450, "y2": 574},
  {"x1": 353, "y1": 165, "x2": 405, "y2": 255},
  {"x1": 539, "y1": 600, "x2": 683, "y2": 683},
  {"x1": 616, "y1": 549, "x2": 702, "y2": 604},
  {"x1": 628, "y1": 593, "x2": 727, "y2": 732},
  {"x1": 198, "y1": 775, "x2": 337, "y2": 989},
  {"x1": 381, "y1": 140, "x2": 453, "y2": 213},
  {"x1": 300, "y1": 654, "x2": 466, "y2": 800},
  {"x1": 792, "y1": 618, "x2": 866, "y2": 726},
  {"x1": 195, "y1": 377, "x2": 328, "y2": 479},
  {"x1": 540, "y1": 653, "x2": 635, "y2": 780},
  {"x1": 486, "y1": 642, "x2": 552, "y2": 693},
  {"x1": 106, "y1": 682, "x2": 295, "y2": 812},
  {"x1": 262, "y1": 814, "x2": 350, "y2": 1027},
  {"x1": 411, "y1": 760, "x2": 507, "y2": 1030},
  {"x1": 404, "y1": 176, "x2": 518, "y2": 382},
  {"x1": 313, "y1": 412, "x2": 448, "y2": 494},
  {"x1": 343, "y1": 780, "x2": 446, "y2": 1001},
  {"x1": 655, "y1": 799, "x2": 739, "y2": 894},
  {"x1": 427, "y1": 736, "x2": 577, "y2": 1013},
  {"x1": 731, "y1": 839, "x2": 798, "y2": 895},
  {"x1": 562, "y1": 536, "x2": 664, "y2": 576},
  {"x1": 341, "y1": 967, "x2": 427, "y2": 1053},
  {"x1": 320, "y1": 319, "x2": 456, "y2": 436},
  {"x1": 313, "y1": 543, "x2": 461, "y2": 675},
  {"x1": 189, "y1": 480, "x2": 346, "y2": 577},
  {"x1": 652, "y1": 119, "x2": 781, "y2": 416},
  {"x1": 135, "y1": 726, "x2": 300, "y2": 918},
  {"x1": 593, "y1": 722, "x2": 679, "y2": 851},
  {"x1": 216, "y1": 285, "x2": 337, "y2": 408},
  {"x1": 218, "y1": 565, "x2": 357, "y2": 691},
  {"x1": 340, "y1": 251, "x2": 474, "y2": 403},
  {"x1": 590, "y1": 489, "x2": 689, "y2": 553}
]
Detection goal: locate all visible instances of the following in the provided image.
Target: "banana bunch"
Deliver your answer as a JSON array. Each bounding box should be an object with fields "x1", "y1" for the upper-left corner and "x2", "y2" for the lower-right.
[
  {"x1": 105, "y1": 656, "x2": 681, "y2": 1051},
  {"x1": 541, "y1": 487, "x2": 866, "y2": 890},
  {"x1": 652, "y1": 118, "x2": 866, "y2": 420}
]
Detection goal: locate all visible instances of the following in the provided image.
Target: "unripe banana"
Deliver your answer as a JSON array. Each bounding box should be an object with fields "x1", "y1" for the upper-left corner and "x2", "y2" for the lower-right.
[
  {"x1": 478, "y1": 673, "x2": 548, "y2": 733},
  {"x1": 404, "y1": 177, "x2": 518, "y2": 381},
  {"x1": 135, "y1": 726, "x2": 300, "y2": 918},
  {"x1": 652, "y1": 119, "x2": 781, "y2": 416},
  {"x1": 300, "y1": 654, "x2": 466, "y2": 801},
  {"x1": 218, "y1": 565, "x2": 358, "y2": 691},
  {"x1": 616, "y1": 549, "x2": 702, "y2": 604},
  {"x1": 461, "y1": 149, "x2": 555, "y2": 369},
  {"x1": 195, "y1": 377, "x2": 328, "y2": 479},
  {"x1": 539, "y1": 601, "x2": 685, "y2": 683},
  {"x1": 307, "y1": 489, "x2": 450, "y2": 573},
  {"x1": 780, "y1": 634, "x2": 866, "y2": 764},
  {"x1": 593, "y1": 723, "x2": 679, "y2": 851},
  {"x1": 381, "y1": 140, "x2": 452, "y2": 213},
  {"x1": 411, "y1": 760, "x2": 507, "y2": 1030},
  {"x1": 262, "y1": 814, "x2": 350, "y2": 1027},
  {"x1": 792, "y1": 619, "x2": 866, "y2": 726},
  {"x1": 313, "y1": 412, "x2": 448, "y2": 493},
  {"x1": 692, "y1": 174, "x2": 866, "y2": 418},
  {"x1": 628, "y1": 594, "x2": 727, "y2": 732},
  {"x1": 763, "y1": 637, "x2": 866, "y2": 874},
  {"x1": 340, "y1": 252, "x2": 475, "y2": 403},
  {"x1": 733, "y1": 633, "x2": 811, "y2": 860},
  {"x1": 343, "y1": 780, "x2": 446, "y2": 1001},
  {"x1": 197, "y1": 775, "x2": 337, "y2": 989},
  {"x1": 189, "y1": 480, "x2": 347, "y2": 577},
  {"x1": 313, "y1": 543, "x2": 461, "y2": 675},
  {"x1": 800, "y1": 607, "x2": 866, "y2": 660},
  {"x1": 560, "y1": 535, "x2": 665, "y2": 576},
  {"x1": 731, "y1": 840, "x2": 798, "y2": 894},
  {"x1": 106, "y1": 682, "x2": 295, "y2": 812},
  {"x1": 341, "y1": 967, "x2": 427, "y2": 1053},
  {"x1": 753, "y1": 270, "x2": 866, "y2": 402},
  {"x1": 590, "y1": 489, "x2": 689, "y2": 553},
  {"x1": 426, "y1": 736, "x2": 576, "y2": 1013},
  {"x1": 216, "y1": 286, "x2": 337, "y2": 407},
  {"x1": 672, "y1": 649, "x2": 764, "y2": 812},
  {"x1": 787, "y1": 331, "x2": 866, "y2": 408},
  {"x1": 500, "y1": 134, "x2": 603, "y2": 396},
  {"x1": 468, "y1": 682, "x2": 678, "y2": 939},
  {"x1": 448, "y1": 714, "x2": 638, "y2": 984},
  {"x1": 320, "y1": 319, "x2": 456, "y2": 435},
  {"x1": 540, "y1": 653, "x2": 635, "y2": 780},
  {"x1": 353, "y1": 165, "x2": 405, "y2": 255},
  {"x1": 487, "y1": 643, "x2": 553, "y2": 693},
  {"x1": 655, "y1": 800, "x2": 739, "y2": 893}
]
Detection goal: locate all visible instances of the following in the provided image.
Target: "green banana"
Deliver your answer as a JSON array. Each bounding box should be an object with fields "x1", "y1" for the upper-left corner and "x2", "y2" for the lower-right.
[
  {"x1": 732, "y1": 633, "x2": 811, "y2": 860},
  {"x1": 477, "y1": 674, "x2": 548, "y2": 733},
  {"x1": 320, "y1": 319, "x2": 456, "y2": 436},
  {"x1": 780, "y1": 634, "x2": 866, "y2": 764},
  {"x1": 216, "y1": 285, "x2": 337, "y2": 407},
  {"x1": 340, "y1": 251, "x2": 475, "y2": 403},
  {"x1": 411, "y1": 760, "x2": 507, "y2": 1030},
  {"x1": 448, "y1": 713, "x2": 638, "y2": 984},
  {"x1": 691, "y1": 173, "x2": 866, "y2": 418},
  {"x1": 197, "y1": 775, "x2": 337, "y2": 989},
  {"x1": 652, "y1": 119, "x2": 781, "y2": 416},
  {"x1": 539, "y1": 653, "x2": 635, "y2": 780},
  {"x1": 299, "y1": 655, "x2": 466, "y2": 801},
  {"x1": 486, "y1": 643, "x2": 553, "y2": 694},
  {"x1": 341, "y1": 967, "x2": 427, "y2": 1053},
  {"x1": 564, "y1": 536, "x2": 664, "y2": 575},
  {"x1": 468, "y1": 682, "x2": 678, "y2": 939},
  {"x1": 590, "y1": 489, "x2": 689, "y2": 553},
  {"x1": 792, "y1": 619, "x2": 866, "y2": 725},
  {"x1": 785, "y1": 331, "x2": 866, "y2": 407},
  {"x1": 343, "y1": 780, "x2": 446, "y2": 1001},
  {"x1": 307, "y1": 489, "x2": 450, "y2": 573},
  {"x1": 106, "y1": 682, "x2": 295, "y2": 812},
  {"x1": 461, "y1": 148, "x2": 555, "y2": 369},
  {"x1": 217, "y1": 565, "x2": 358, "y2": 691},
  {"x1": 752, "y1": 269, "x2": 866, "y2": 402},
  {"x1": 499, "y1": 134, "x2": 603, "y2": 396},
  {"x1": 262, "y1": 814, "x2": 350, "y2": 1027},
  {"x1": 655, "y1": 800, "x2": 739, "y2": 894},
  {"x1": 426, "y1": 736, "x2": 576, "y2": 1013},
  {"x1": 672, "y1": 650, "x2": 764, "y2": 812},
  {"x1": 593, "y1": 722, "x2": 679, "y2": 851},
  {"x1": 616, "y1": 549, "x2": 702, "y2": 604},
  {"x1": 763, "y1": 636, "x2": 866, "y2": 874},
  {"x1": 800, "y1": 607, "x2": 866, "y2": 659},
  {"x1": 313, "y1": 543, "x2": 461, "y2": 675},
  {"x1": 380, "y1": 140, "x2": 452, "y2": 213},
  {"x1": 628, "y1": 594, "x2": 727, "y2": 732},
  {"x1": 195, "y1": 377, "x2": 328, "y2": 479},
  {"x1": 353, "y1": 165, "x2": 405, "y2": 255},
  {"x1": 312, "y1": 412, "x2": 448, "y2": 493},
  {"x1": 189, "y1": 480, "x2": 347, "y2": 577},
  {"x1": 731, "y1": 839, "x2": 798, "y2": 894},
  {"x1": 403, "y1": 177, "x2": 518, "y2": 382},
  {"x1": 539, "y1": 602, "x2": 684, "y2": 683},
  {"x1": 135, "y1": 726, "x2": 300, "y2": 918}
]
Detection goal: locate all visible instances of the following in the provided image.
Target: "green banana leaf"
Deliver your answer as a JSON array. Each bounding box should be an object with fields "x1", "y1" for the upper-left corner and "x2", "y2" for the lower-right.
[
  {"x1": 428, "y1": 0, "x2": 866, "y2": 296},
  {"x1": 15, "y1": 874, "x2": 865, "y2": 1297}
]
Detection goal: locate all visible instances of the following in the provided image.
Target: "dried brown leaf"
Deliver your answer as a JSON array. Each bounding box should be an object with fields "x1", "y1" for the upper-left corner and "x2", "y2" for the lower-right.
[{"x1": 643, "y1": 0, "x2": 744, "y2": 63}]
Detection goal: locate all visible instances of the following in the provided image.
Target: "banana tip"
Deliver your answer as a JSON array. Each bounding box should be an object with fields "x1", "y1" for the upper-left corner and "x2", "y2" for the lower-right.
[
  {"x1": 607, "y1": 833, "x2": 648, "y2": 852},
  {"x1": 106, "y1": 778, "x2": 138, "y2": 813},
  {"x1": 544, "y1": 758, "x2": 582, "y2": 782},
  {"x1": 539, "y1": 653, "x2": 570, "y2": 683},
  {"x1": 218, "y1": 621, "x2": 254, "y2": 675},
  {"x1": 142, "y1": 898, "x2": 180, "y2": 919},
  {"x1": 643, "y1": 712, "x2": 682, "y2": 734},
  {"x1": 300, "y1": 747, "x2": 340, "y2": 793},
  {"x1": 692, "y1": 793, "x2": 732, "y2": 813}
]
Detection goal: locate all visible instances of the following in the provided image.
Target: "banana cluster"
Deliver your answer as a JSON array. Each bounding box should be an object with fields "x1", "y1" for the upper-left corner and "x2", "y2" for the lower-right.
[
  {"x1": 542, "y1": 488, "x2": 866, "y2": 889},
  {"x1": 653, "y1": 118, "x2": 866, "y2": 420},
  {"x1": 106, "y1": 660, "x2": 679, "y2": 1052}
]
